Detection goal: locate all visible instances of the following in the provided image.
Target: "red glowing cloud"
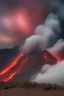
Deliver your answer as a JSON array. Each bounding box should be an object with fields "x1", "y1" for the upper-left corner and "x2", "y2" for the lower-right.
[
  {"x1": 2, "y1": 9, "x2": 31, "y2": 33},
  {"x1": 13, "y1": 9, "x2": 31, "y2": 32}
]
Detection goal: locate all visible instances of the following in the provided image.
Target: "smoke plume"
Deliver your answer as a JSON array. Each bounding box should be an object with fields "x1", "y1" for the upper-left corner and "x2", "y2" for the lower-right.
[
  {"x1": 47, "y1": 39, "x2": 64, "y2": 58},
  {"x1": 31, "y1": 60, "x2": 64, "y2": 86},
  {"x1": 22, "y1": 13, "x2": 61, "y2": 54},
  {"x1": 30, "y1": 39, "x2": 64, "y2": 86},
  {"x1": 21, "y1": 11, "x2": 64, "y2": 86}
]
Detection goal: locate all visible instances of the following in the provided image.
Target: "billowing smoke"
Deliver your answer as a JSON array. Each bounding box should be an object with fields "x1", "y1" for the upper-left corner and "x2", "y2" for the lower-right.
[
  {"x1": 22, "y1": 13, "x2": 61, "y2": 54},
  {"x1": 21, "y1": 8, "x2": 64, "y2": 86},
  {"x1": 30, "y1": 60, "x2": 64, "y2": 86},
  {"x1": 47, "y1": 39, "x2": 64, "y2": 58},
  {"x1": 30, "y1": 39, "x2": 64, "y2": 86}
]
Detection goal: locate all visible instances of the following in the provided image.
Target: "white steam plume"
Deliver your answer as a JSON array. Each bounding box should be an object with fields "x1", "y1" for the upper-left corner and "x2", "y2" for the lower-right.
[
  {"x1": 22, "y1": 13, "x2": 61, "y2": 54},
  {"x1": 47, "y1": 39, "x2": 64, "y2": 57},
  {"x1": 31, "y1": 60, "x2": 64, "y2": 86},
  {"x1": 30, "y1": 39, "x2": 64, "y2": 86}
]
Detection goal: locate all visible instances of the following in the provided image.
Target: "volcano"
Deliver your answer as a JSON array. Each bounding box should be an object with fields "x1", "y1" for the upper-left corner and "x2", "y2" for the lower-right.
[{"x1": 0, "y1": 47, "x2": 58, "y2": 82}]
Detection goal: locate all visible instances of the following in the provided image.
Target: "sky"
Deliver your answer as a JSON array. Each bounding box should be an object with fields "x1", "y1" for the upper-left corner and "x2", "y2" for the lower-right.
[
  {"x1": 0, "y1": 0, "x2": 51, "y2": 49},
  {"x1": 0, "y1": 0, "x2": 64, "y2": 49}
]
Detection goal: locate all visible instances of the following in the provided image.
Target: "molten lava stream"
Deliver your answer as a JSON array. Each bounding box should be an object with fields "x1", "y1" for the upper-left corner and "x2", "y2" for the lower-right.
[
  {"x1": 52, "y1": 54, "x2": 62, "y2": 61},
  {"x1": 0, "y1": 53, "x2": 24, "y2": 76},
  {"x1": 3, "y1": 58, "x2": 28, "y2": 82},
  {"x1": 47, "y1": 51, "x2": 62, "y2": 62}
]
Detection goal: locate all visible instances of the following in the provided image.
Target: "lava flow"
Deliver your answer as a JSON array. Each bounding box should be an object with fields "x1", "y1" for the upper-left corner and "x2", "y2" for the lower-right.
[
  {"x1": 0, "y1": 53, "x2": 24, "y2": 76},
  {"x1": 44, "y1": 50, "x2": 58, "y2": 64},
  {"x1": 3, "y1": 58, "x2": 28, "y2": 82},
  {"x1": 0, "y1": 50, "x2": 62, "y2": 82},
  {"x1": 51, "y1": 54, "x2": 63, "y2": 61}
]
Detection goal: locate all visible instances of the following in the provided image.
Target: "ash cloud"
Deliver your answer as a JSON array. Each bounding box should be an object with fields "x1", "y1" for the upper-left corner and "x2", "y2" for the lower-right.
[{"x1": 22, "y1": 13, "x2": 61, "y2": 54}]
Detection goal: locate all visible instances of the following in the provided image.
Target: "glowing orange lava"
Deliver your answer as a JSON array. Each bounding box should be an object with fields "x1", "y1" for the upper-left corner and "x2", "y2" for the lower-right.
[
  {"x1": 51, "y1": 54, "x2": 62, "y2": 61},
  {"x1": 0, "y1": 53, "x2": 24, "y2": 76},
  {"x1": 3, "y1": 58, "x2": 28, "y2": 82},
  {"x1": 3, "y1": 72, "x2": 16, "y2": 82}
]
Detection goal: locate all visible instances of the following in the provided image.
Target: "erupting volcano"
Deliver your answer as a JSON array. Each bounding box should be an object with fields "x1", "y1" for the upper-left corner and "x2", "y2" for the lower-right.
[{"x1": 0, "y1": 47, "x2": 62, "y2": 82}]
